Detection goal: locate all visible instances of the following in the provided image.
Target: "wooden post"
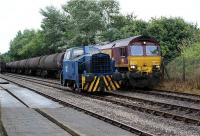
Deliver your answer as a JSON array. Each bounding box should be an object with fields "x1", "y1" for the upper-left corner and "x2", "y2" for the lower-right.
[{"x1": 182, "y1": 56, "x2": 186, "y2": 81}]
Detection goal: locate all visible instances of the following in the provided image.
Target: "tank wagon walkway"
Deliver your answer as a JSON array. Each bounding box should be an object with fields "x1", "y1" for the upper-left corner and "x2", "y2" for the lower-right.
[{"x1": 0, "y1": 78, "x2": 133, "y2": 136}]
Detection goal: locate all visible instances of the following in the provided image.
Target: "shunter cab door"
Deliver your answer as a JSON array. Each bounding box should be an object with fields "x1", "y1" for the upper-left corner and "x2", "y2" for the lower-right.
[
  {"x1": 62, "y1": 49, "x2": 77, "y2": 82},
  {"x1": 62, "y1": 47, "x2": 84, "y2": 82}
]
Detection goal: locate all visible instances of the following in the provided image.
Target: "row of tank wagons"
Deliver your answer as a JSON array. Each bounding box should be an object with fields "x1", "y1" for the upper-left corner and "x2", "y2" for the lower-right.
[
  {"x1": 6, "y1": 53, "x2": 64, "y2": 78},
  {"x1": 0, "y1": 61, "x2": 6, "y2": 73},
  {"x1": 98, "y1": 35, "x2": 162, "y2": 88}
]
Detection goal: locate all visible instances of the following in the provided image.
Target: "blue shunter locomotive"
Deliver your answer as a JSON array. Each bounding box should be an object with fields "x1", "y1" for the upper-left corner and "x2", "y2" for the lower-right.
[{"x1": 60, "y1": 46, "x2": 121, "y2": 92}]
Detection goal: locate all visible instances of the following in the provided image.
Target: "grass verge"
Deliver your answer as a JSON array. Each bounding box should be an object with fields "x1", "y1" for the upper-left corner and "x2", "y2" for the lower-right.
[{"x1": 156, "y1": 80, "x2": 200, "y2": 95}]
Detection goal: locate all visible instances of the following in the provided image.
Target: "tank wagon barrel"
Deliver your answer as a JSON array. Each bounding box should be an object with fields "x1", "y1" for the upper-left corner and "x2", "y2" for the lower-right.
[
  {"x1": 18, "y1": 60, "x2": 27, "y2": 69},
  {"x1": 27, "y1": 57, "x2": 41, "y2": 69},
  {"x1": 40, "y1": 52, "x2": 64, "y2": 70}
]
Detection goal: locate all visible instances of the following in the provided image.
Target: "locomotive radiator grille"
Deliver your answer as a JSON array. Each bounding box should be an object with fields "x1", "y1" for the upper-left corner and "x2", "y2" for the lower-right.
[{"x1": 91, "y1": 53, "x2": 111, "y2": 74}]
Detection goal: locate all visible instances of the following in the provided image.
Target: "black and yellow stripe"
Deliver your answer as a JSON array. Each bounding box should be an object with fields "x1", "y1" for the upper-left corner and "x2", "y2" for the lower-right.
[{"x1": 82, "y1": 75, "x2": 121, "y2": 92}]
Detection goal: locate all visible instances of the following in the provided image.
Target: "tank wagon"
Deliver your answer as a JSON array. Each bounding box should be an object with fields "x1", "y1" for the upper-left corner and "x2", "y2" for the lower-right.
[
  {"x1": 6, "y1": 46, "x2": 121, "y2": 92},
  {"x1": 99, "y1": 35, "x2": 162, "y2": 88},
  {"x1": 6, "y1": 52, "x2": 64, "y2": 78},
  {"x1": 0, "y1": 61, "x2": 6, "y2": 73}
]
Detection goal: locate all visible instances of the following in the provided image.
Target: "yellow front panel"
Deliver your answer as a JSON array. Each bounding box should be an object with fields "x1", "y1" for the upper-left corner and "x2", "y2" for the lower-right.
[
  {"x1": 128, "y1": 56, "x2": 161, "y2": 73},
  {"x1": 82, "y1": 75, "x2": 120, "y2": 92}
]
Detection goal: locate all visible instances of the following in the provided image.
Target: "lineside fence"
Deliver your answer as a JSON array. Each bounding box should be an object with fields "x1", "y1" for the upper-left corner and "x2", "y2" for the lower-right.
[{"x1": 163, "y1": 57, "x2": 200, "y2": 88}]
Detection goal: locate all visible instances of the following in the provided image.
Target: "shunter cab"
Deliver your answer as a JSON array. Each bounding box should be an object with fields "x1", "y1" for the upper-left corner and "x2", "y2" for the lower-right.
[{"x1": 61, "y1": 46, "x2": 121, "y2": 92}]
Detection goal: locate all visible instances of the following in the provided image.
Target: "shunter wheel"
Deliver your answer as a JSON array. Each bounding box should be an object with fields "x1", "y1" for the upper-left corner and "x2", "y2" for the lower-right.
[{"x1": 60, "y1": 74, "x2": 67, "y2": 86}]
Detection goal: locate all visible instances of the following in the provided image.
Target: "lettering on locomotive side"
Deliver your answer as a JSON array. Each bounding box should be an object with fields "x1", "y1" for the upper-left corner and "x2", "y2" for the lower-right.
[{"x1": 65, "y1": 65, "x2": 68, "y2": 72}]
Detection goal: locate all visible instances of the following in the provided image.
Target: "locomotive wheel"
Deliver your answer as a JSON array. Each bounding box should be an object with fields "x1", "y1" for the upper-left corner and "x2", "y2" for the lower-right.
[
  {"x1": 60, "y1": 74, "x2": 67, "y2": 86},
  {"x1": 72, "y1": 83, "x2": 81, "y2": 93}
]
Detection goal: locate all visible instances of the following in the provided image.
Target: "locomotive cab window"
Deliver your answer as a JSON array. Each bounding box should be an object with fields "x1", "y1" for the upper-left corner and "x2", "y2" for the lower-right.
[
  {"x1": 64, "y1": 50, "x2": 71, "y2": 60},
  {"x1": 119, "y1": 47, "x2": 127, "y2": 57},
  {"x1": 88, "y1": 47, "x2": 100, "y2": 54},
  {"x1": 146, "y1": 45, "x2": 159, "y2": 56},
  {"x1": 71, "y1": 48, "x2": 84, "y2": 59},
  {"x1": 130, "y1": 45, "x2": 144, "y2": 56}
]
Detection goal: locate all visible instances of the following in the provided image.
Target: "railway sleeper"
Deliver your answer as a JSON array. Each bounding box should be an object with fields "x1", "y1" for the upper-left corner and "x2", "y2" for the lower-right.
[
  {"x1": 154, "y1": 111, "x2": 165, "y2": 116},
  {"x1": 184, "y1": 119, "x2": 200, "y2": 126},
  {"x1": 173, "y1": 116, "x2": 185, "y2": 121}
]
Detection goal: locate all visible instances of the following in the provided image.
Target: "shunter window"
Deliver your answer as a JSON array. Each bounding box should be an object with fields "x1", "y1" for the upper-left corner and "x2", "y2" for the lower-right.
[
  {"x1": 64, "y1": 50, "x2": 71, "y2": 60},
  {"x1": 72, "y1": 48, "x2": 84, "y2": 59},
  {"x1": 88, "y1": 47, "x2": 100, "y2": 54},
  {"x1": 119, "y1": 47, "x2": 127, "y2": 57}
]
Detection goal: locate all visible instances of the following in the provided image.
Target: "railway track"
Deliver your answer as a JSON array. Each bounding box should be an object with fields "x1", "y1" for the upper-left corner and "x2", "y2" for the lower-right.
[
  {"x1": 153, "y1": 89, "x2": 200, "y2": 99},
  {"x1": 132, "y1": 89, "x2": 200, "y2": 104},
  {"x1": 0, "y1": 75, "x2": 152, "y2": 136},
  {"x1": 2, "y1": 73, "x2": 200, "y2": 126}
]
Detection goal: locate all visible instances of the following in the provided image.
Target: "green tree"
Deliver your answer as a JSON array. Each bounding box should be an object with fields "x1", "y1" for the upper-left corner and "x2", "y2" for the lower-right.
[
  {"x1": 40, "y1": 6, "x2": 68, "y2": 54},
  {"x1": 62, "y1": 0, "x2": 120, "y2": 46},
  {"x1": 8, "y1": 29, "x2": 45, "y2": 60},
  {"x1": 9, "y1": 30, "x2": 36, "y2": 60},
  {"x1": 147, "y1": 17, "x2": 200, "y2": 59}
]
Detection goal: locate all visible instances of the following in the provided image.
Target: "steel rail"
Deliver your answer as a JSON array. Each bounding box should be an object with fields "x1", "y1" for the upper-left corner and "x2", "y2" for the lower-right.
[{"x1": 132, "y1": 90, "x2": 200, "y2": 104}]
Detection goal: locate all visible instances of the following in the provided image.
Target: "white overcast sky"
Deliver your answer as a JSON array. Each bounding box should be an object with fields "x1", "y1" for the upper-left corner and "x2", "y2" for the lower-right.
[{"x1": 0, "y1": 0, "x2": 200, "y2": 54}]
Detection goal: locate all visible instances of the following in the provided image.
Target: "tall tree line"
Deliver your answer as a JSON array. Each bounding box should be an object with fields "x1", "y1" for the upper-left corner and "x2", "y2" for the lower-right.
[{"x1": 1, "y1": 0, "x2": 200, "y2": 62}]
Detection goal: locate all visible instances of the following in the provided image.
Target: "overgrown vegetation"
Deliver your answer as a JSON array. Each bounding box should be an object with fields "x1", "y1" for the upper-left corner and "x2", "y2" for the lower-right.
[
  {"x1": 167, "y1": 42, "x2": 200, "y2": 80},
  {"x1": 1, "y1": 0, "x2": 200, "y2": 62},
  {"x1": 163, "y1": 43, "x2": 200, "y2": 92}
]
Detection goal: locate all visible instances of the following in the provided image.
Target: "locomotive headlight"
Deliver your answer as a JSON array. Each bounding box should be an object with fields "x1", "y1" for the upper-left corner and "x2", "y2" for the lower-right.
[
  {"x1": 153, "y1": 65, "x2": 160, "y2": 69},
  {"x1": 130, "y1": 65, "x2": 136, "y2": 69},
  {"x1": 155, "y1": 65, "x2": 160, "y2": 69}
]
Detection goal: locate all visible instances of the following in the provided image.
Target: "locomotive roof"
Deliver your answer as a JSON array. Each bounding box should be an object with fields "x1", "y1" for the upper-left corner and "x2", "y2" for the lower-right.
[{"x1": 99, "y1": 35, "x2": 159, "y2": 49}]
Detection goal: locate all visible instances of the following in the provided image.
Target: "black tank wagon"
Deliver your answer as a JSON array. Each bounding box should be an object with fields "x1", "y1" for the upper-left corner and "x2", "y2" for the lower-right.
[
  {"x1": 39, "y1": 53, "x2": 64, "y2": 77},
  {"x1": 6, "y1": 52, "x2": 65, "y2": 78},
  {"x1": 0, "y1": 61, "x2": 6, "y2": 73}
]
